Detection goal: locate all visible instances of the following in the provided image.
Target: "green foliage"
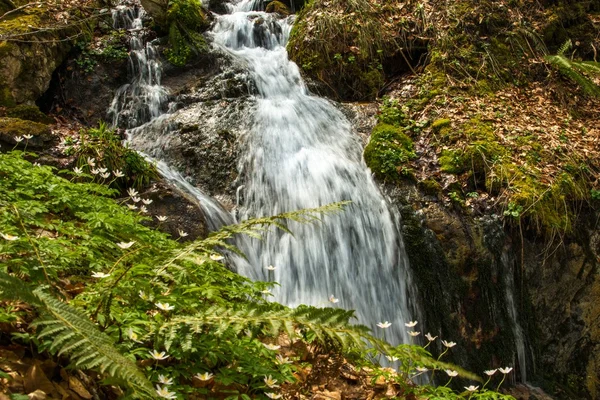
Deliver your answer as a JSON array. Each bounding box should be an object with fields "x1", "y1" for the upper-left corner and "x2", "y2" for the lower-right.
[
  {"x1": 71, "y1": 122, "x2": 159, "y2": 190},
  {"x1": 0, "y1": 151, "x2": 515, "y2": 399},
  {"x1": 265, "y1": 1, "x2": 290, "y2": 15},
  {"x1": 545, "y1": 40, "x2": 600, "y2": 97},
  {"x1": 164, "y1": 0, "x2": 209, "y2": 66},
  {"x1": 74, "y1": 32, "x2": 129, "y2": 74},
  {"x1": 364, "y1": 123, "x2": 416, "y2": 181}
]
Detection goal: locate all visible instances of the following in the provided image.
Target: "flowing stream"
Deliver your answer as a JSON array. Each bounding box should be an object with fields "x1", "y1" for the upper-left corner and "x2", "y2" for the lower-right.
[
  {"x1": 210, "y1": 0, "x2": 418, "y2": 344},
  {"x1": 111, "y1": 0, "x2": 419, "y2": 346}
]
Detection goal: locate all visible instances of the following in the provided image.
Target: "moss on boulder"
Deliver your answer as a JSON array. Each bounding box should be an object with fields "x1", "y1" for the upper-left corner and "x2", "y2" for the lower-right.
[
  {"x1": 0, "y1": 117, "x2": 52, "y2": 147},
  {"x1": 265, "y1": 1, "x2": 290, "y2": 15},
  {"x1": 164, "y1": 0, "x2": 210, "y2": 66},
  {"x1": 6, "y1": 104, "x2": 53, "y2": 124},
  {"x1": 363, "y1": 123, "x2": 416, "y2": 181}
]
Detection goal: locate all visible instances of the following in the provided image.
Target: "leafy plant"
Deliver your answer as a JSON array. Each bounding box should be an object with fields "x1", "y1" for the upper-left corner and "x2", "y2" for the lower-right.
[
  {"x1": 73, "y1": 121, "x2": 159, "y2": 189},
  {"x1": 545, "y1": 40, "x2": 600, "y2": 97}
]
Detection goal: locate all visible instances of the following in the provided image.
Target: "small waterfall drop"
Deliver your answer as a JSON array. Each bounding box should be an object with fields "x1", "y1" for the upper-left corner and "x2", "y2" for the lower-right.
[
  {"x1": 108, "y1": 3, "x2": 168, "y2": 128},
  {"x1": 210, "y1": 0, "x2": 419, "y2": 344},
  {"x1": 502, "y1": 250, "x2": 528, "y2": 383}
]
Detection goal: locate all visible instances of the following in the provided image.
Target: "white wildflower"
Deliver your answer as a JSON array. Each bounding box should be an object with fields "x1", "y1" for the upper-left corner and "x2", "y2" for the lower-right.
[
  {"x1": 127, "y1": 187, "x2": 138, "y2": 197},
  {"x1": 155, "y1": 385, "x2": 176, "y2": 399},
  {"x1": 262, "y1": 343, "x2": 280, "y2": 351},
  {"x1": 140, "y1": 205, "x2": 148, "y2": 213},
  {"x1": 131, "y1": 196, "x2": 141, "y2": 203},
  {"x1": 464, "y1": 385, "x2": 479, "y2": 392},
  {"x1": 385, "y1": 356, "x2": 399, "y2": 362},
  {"x1": 442, "y1": 340, "x2": 457, "y2": 348},
  {"x1": 73, "y1": 166, "x2": 83, "y2": 175},
  {"x1": 276, "y1": 355, "x2": 292, "y2": 364},
  {"x1": 195, "y1": 372, "x2": 213, "y2": 381},
  {"x1": 377, "y1": 321, "x2": 392, "y2": 329},
  {"x1": 499, "y1": 367, "x2": 513, "y2": 374},
  {"x1": 425, "y1": 332, "x2": 437, "y2": 341},
  {"x1": 90, "y1": 168, "x2": 99, "y2": 175},
  {"x1": 127, "y1": 328, "x2": 142, "y2": 343},
  {"x1": 209, "y1": 254, "x2": 223, "y2": 261},
  {"x1": 328, "y1": 294, "x2": 339, "y2": 303},
  {"x1": 158, "y1": 375, "x2": 173, "y2": 385},
  {"x1": 23, "y1": 134, "x2": 33, "y2": 140},
  {"x1": 142, "y1": 198, "x2": 153, "y2": 205},
  {"x1": 405, "y1": 321, "x2": 418, "y2": 327},
  {"x1": 87, "y1": 157, "x2": 95, "y2": 167},
  {"x1": 0, "y1": 233, "x2": 19, "y2": 241},
  {"x1": 148, "y1": 350, "x2": 169, "y2": 360},
  {"x1": 264, "y1": 375, "x2": 279, "y2": 388},
  {"x1": 127, "y1": 204, "x2": 138, "y2": 210},
  {"x1": 265, "y1": 265, "x2": 277, "y2": 271},
  {"x1": 156, "y1": 215, "x2": 168, "y2": 222},
  {"x1": 100, "y1": 172, "x2": 111, "y2": 179},
  {"x1": 445, "y1": 370, "x2": 458, "y2": 377},
  {"x1": 408, "y1": 331, "x2": 420, "y2": 337},
  {"x1": 484, "y1": 369, "x2": 497, "y2": 376},
  {"x1": 117, "y1": 241, "x2": 135, "y2": 249},
  {"x1": 416, "y1": 367, "x2": 428, "y2": 372},
  {"x1": 14, "y1": 136, "x2": 23, "y2": 143},
  {"x1": 155, "y1": 302, "x2": 175, "y2": 311},
  {"x1": 178, "y1": 230, "x2": 189, "y2": 238},
  {"x1": 113, "y1": 169, "x2": 124, "y2": 178},
  {"x1": 265, "y1": 393, "x2": 282, "y2": 399},
  {"x1": 91, "y1": 272, "x2": 110, "y2": 278}
]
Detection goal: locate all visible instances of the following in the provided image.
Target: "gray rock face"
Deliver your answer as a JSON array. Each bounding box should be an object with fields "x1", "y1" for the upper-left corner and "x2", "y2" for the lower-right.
[
  {"x1": 0, "y1": 39, "x2": 71, "y2": 106},
  {"x1": 128, "y1": 53, "x2": 256, "y2": 209}
]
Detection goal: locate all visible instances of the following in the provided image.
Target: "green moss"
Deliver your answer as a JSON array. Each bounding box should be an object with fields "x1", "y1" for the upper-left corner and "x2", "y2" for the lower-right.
[
  {"x1": 6, "y1": 105, "x2": 53, "y2": 124},
  {"x1": 431, "y1": 118, "x2": 451, "y2": 132},
  {"x1": 164, "y1": 0, "x2": 209, "y2": 66},
  {"x1": 0, "y1": 85, "x2": 15, "y2": 107},
  {"x1": 265, "y1": 1, "x2": 290, "y2": 15},
  {"x1": 0, "y1": 117, "x2": 50, "y2": 138},
  {"x1": 364, "y1": 123, "x2": 416, "y2": 181},
  {"x1": 418, "y1": 178, "x2": 442, "y2": 196}
]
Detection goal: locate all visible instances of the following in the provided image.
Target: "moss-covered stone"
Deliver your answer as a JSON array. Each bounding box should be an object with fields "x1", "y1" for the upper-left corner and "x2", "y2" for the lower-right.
[
  {"x1": 431, "y1": 118, "x2": 451, "y2": 132},
  {"x1": 265, "y1": 1, "x2": 290, "y2": 15},
  {"x1": 164, "y1": 0, "x2": 209, "y2": 66},
  {"x1": 363, "y1": 123, "x2": 416, "y2": 181},
  {"x1": 6, "y1": 104, "x2": 53, "y2": 124},
  {"x1": 0, "y1": 117, "x2": 51, "y2": 146}
]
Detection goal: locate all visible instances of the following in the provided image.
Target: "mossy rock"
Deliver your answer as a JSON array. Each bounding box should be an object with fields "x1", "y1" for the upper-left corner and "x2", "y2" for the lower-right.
[
  {"x1": 265, "y1": 1, "x2": 290, "y2": 15},
  {"x1": 418, "y1": 178, "x2": 442, "y2": 197},
  {"x1": 0, "y1": 85, "x2": 16, "y2": 107},
  {"x1": 431, "y1": 118, "x2": 451, "y2": 132},
  {"x1": 0, "y1": 117, "x2": 52, "y2": 147},
  {"x1": 6, "y1": 105, "x2": 53, "y2": 124},
  {"x1": 364, "y1": 123, "x2": 416, "y2": 181},
  {"x1": 164, "y1": 0, "x2": 209, "y2": 66}
]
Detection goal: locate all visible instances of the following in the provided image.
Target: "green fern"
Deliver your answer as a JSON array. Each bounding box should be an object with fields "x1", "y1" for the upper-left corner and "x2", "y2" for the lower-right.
[
  {"x1": 158, "y1": 304, "x2": 374, "y2": 352},
  {"x1": 0, "y1": 273, "x2": 155, "y2": 399},
  {"x1": 545, "y1": 40, "x2": 600, "y2": 97}
]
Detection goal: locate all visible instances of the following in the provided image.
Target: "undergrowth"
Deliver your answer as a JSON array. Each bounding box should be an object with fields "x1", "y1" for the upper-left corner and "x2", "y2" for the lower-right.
[{"x1": 0, "y1": 151, "x2": 515, "y2": 399}]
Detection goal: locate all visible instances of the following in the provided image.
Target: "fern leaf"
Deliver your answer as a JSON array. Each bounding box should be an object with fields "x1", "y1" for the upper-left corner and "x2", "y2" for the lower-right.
[{"x1": 31, "y1": 291, "x2": 156, "y2": 399}]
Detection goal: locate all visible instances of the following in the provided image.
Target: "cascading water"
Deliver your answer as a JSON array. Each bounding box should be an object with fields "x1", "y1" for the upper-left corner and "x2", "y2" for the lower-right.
[
  {"x1": 210, "y1": 1, "x2": 419, "y2": 344},
  {"x1": 109, "y1": 3, "x2": 168, "y2": 128},
  {"x1": 110, "y1": 0, "x2": 420, "y2": 346},
  {"x1": 502, "y1": 250, "x2": 529, "y2": 383}
]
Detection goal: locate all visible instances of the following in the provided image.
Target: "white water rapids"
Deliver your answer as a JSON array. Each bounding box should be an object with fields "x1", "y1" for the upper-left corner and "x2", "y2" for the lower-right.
[
  {"x1": 110, "y1": 0, "x2": 420, "y2": 346},
  {"x1": 210, "y1": 0, "x2": 417, "y2": 344}
]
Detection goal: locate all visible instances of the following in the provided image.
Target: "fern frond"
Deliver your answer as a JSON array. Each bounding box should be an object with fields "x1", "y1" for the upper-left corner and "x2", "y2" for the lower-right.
[
  {"x1": 546, "y1": 53, "x2": 600, "y2": 97},
  {"x1": 31, "y1": 290, "x2": 156, "y2": 399},
  {"x1": 156, "y1": 201, "x2": 349, "y2": 274},
  {"x1": 158, "y1": 304, "x2": 373, "y2": 351},
  {"x1": 0, "y1": 271, "x2": 42, "y2": 306},
  {"x1": 557, "y1": 39, "x2": 572, "y2": 56}
]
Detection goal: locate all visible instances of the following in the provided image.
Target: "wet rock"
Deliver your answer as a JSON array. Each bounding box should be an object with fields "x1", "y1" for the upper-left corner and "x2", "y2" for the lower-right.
[{"x1": 139, "y1": 179, "x2": 209, "y2": 241}]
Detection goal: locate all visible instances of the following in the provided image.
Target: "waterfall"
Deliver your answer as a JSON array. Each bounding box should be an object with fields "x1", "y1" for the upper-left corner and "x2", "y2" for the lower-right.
[
  {"x1": 502, "y1": 250, "x2": 528, "y2": 383},
  {"x1": 110, "y1": 0, "x2": 421, "y2": 347},
  {"x1": 108, "y1": 3, "x2": 168, "y2": 128},
  {"x1": 209, "y1": 0, "x2": 419, "y2": 344}
]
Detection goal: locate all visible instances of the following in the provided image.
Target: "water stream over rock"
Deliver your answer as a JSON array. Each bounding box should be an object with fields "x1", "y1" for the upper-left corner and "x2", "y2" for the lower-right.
[{"x1": 111, "y1": 0, "x2": 421, "y2": 346}]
